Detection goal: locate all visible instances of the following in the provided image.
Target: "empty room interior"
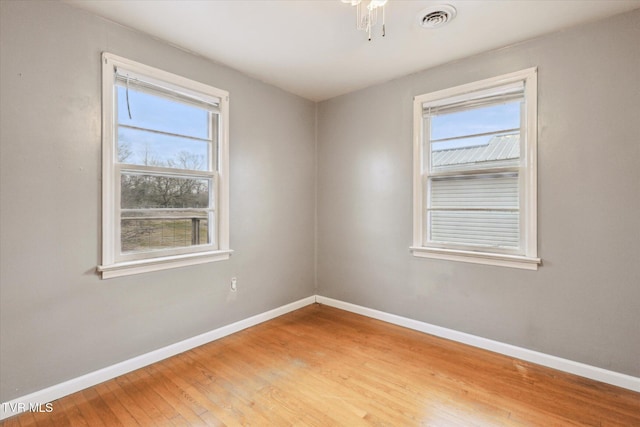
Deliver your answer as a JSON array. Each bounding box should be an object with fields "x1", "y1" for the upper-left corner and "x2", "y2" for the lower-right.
[{"x1": 1, "y1": 0, "x2": 639, "y2": 425}]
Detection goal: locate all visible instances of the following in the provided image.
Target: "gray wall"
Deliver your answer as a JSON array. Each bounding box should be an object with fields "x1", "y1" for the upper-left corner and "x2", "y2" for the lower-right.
[
  {"x1": 317, "y1": 9, "x2": 640, "y2": 377},
  {"x1": 0, "y1": 1, "x2": 316, "y2": 401}
]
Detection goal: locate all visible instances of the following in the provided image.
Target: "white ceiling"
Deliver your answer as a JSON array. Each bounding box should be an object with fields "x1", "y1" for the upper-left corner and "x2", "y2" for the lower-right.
[{"x1": 65, "y1": 0, "x2": 639, "y2": 101}]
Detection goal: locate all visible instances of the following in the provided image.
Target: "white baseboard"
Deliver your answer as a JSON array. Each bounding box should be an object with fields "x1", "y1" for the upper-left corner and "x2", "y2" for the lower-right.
[
  {"x1": 315, "y1": 295, "x2": 640, "y2": 393},
  {"x1": 0, "y1": 296, "x2": 316, "y2": 421},
  {"x1": 3, "y1": 294, "x2": 638, "y2": 421}
]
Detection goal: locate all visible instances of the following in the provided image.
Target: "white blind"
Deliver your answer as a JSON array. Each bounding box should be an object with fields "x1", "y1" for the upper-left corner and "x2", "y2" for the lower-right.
[
  {"x1": 115, "y1": 67, "x2": 220, "y2": 111},
  {"x1": 423, "y1": 81, "x2": 524, "y2": 116},
  {"x1": 428, "y1": 173, "x2": 520, "y2": 248}
]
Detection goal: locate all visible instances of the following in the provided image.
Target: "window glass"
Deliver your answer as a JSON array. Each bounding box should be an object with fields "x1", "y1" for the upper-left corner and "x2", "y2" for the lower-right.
[
  {"x1": 121, "y1": 215, "x2": 209, "y2": 253},
  {"x1": 114, "y1": 76, "x2": 215, "y2": 256},
  {"x1": 117, "y1": 127, "x2": 210, "y2": 170},
  {"x1": 116, "y1": 86, "x2": 209, "y2": 139},
  {"x1": 430, "y1": 101, "x2": 521, "y2": 141},
  {"x1": 428, "y1": 173, "x2": 519, "y2": 248},
  {"x1": 120, "y1": 174, "x2": 210, "y2": 209},
  {"x1": 429, "y1": 211, "x2": 519, "y2": 247},
  {"x1": 430, "y1": 133, "x2": 520, "y2": 168},
  {"x1": 428, "y1": 101, "x2": 521, "y2": 171}
]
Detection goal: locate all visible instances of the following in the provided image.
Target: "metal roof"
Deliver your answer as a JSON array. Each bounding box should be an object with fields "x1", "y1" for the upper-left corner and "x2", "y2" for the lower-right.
[{"x1": 432, "y1": 134, "x2": 519, "y2": 167}]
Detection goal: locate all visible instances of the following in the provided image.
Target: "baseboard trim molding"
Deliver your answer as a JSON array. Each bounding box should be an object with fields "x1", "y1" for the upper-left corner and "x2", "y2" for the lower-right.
[
  {"x1": 0, "y1": 295, "x2": 316, "y2": 421},
  {"x1": 315, "y1": 296, "x2": 640, "y2": 393}
]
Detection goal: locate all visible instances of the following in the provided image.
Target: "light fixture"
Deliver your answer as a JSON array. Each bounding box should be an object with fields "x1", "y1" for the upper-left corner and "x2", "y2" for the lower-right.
[{"x1": 341, "y1": 0, "x2": 388, "y2": 41}]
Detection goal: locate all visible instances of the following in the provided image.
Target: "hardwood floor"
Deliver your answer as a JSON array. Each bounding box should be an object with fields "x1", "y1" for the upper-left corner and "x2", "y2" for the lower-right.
[{"x1": 2, "y1": 303, "x2": 639, "y2": 426}]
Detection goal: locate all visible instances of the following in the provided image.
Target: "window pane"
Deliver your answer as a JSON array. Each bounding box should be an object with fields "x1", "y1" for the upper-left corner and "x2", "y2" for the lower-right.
[
  {"x1": 431, "y1": 101, "x2": 520, "y2": 141},
  {"x1": 429, "y1": 211, "x2": 519, "y2": 248},
  {"x1": 431, "y1": 133, "x2": 519, "y2": 168},
  {"x1": 428, "y1": 173, "x2": 519, "y2": 248},
  {"x1": 430, "y1": 173, "x2": 519, "y2": 209},
  {"x1": 121, "y1": 174, "x2": 210, "y2": 209},
  {"x1": 117, "y1": 127, "x2": 209, "y2": 171},
  {"x1": 117, "y1": 86, "x2": 209, "y2": 139},
  {"x1": 121, "y1": 213, "x2": 209, "y2": 253}
]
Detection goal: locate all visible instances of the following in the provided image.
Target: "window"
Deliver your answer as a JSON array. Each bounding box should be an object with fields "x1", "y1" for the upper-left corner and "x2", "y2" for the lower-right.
[
  {"x1": 411, "y1": 68, "x2": 540, "y2": 270},
  {"x1": 98, "y1": 53, "x2": 231, "y2": 278}
]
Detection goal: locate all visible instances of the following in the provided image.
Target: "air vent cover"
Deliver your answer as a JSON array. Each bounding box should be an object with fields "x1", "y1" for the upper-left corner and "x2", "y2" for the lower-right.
[{"x1": 418, "y1": 5, "x2": 457, "y2": 29}]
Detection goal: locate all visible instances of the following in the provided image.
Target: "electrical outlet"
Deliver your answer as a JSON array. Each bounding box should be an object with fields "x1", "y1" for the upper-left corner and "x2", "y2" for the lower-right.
[{"x1": 230, "y1": 277, "x2": 237, "y2": 291}]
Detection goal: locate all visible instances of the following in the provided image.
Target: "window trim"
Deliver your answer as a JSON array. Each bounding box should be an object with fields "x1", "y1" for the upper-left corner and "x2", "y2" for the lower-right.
[
  {"x1": 98, "y1": 53, "x2": 231, "y2": 279},
  {"x1": 411, "y1": 68, "x2": 540, "y2": 270}
]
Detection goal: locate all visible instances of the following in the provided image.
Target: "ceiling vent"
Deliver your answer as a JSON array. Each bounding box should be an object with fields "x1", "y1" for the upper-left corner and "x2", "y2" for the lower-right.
[{"x1": 417, "y1": 5, "x2": 457, "y2": 29}]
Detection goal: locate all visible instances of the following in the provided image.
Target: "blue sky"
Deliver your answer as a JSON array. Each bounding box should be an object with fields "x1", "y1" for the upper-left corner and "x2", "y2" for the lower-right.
[
  {"x1": 431, "y1": 101, "x2": 520, "y2": 151},
  {"x1": 117, "y1": 86, "x2": 210, "y2": 169}
]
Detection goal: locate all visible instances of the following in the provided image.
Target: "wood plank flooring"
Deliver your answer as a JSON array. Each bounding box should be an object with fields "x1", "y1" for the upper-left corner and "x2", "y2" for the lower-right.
[{"x1": 2, "y1": 303, "x2": 639, "y2": 426}]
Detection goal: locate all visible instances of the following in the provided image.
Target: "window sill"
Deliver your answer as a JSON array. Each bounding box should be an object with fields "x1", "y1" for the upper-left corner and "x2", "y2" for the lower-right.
[
  {"x1": 97, "y1": 250, "x2": 233, "y2": 279},
  {"x1": 410, "y1": 246, "x2": 540, "y2": 270}
]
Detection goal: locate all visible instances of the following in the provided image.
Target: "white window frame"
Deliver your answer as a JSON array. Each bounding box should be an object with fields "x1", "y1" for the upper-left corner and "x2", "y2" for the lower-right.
[
  {"x1": 98, "y1": 53, "x2": 231, "y2": 279},
  {"x1": 411, "y1": 68, "x2": 540, "y2": 270}
]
